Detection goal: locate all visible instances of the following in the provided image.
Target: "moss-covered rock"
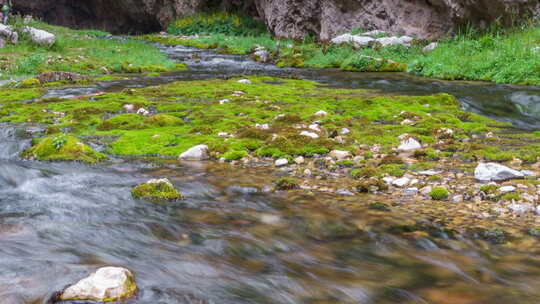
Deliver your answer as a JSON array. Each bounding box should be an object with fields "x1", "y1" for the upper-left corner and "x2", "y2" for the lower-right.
[
  {"x1": 23, "y1": 134, "x2": 107, "y2": 163},
  {"x1": 131, "y1": 178, "x2": 183, "y2": 201},
  {"x1": 429, "y1": 187, "x2": 450, "y2": 200},
  {"x1": 275, "y1": 177, "x2": 299, "y2": 190},
  {"x1": 143, "y1": 114, "x2": 184, "y2": 127}
]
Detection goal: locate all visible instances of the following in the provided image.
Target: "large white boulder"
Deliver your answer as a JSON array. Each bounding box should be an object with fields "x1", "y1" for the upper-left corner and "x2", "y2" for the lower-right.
[
  {"x1": 474, "y1": 163, "x2": 524, "y2": 181},
  {"x1": 59, "y1": 267, "x2": 137, "y2": 302},
  {"x1": 22, "y1": 26, "x2": 56, "y2": 47},
  {"x1": 179, "y1": 145, "x2": 209, "y2": 160}
]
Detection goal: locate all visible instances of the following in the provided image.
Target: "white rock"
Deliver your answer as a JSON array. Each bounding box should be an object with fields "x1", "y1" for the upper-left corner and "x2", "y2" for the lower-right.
[
  {"x1": 260, "y1": 214, "x2": 281, "y2": 225},
  {"x1": 22, "y1": 26, "x2": 56, "y2": 47},
  {"x1": 303, "y1": 169, "x2": 312, "y2": 176},
  {"x1": 420, "y1": 186, "x2": 433, "y2": 195},
  {"x1": 219, "y1": 98, "x2": 230, "y2": 104},
  {"x1": 60, "y1": 267, "x2": 136, "y2": 302},
  {"x1": 274, "y1": 114, "x2": 286, "y2": 120},
  {"x1": 255, "y1": 123, "x2": 270, "y2": 130},
  {"x1": 337, "y1": 189, "x2": 355, "y2": 196},
  {"x1": 400, "y1": 119, "x2": 414, "y2": 125},
  {"x1": 474, "y1": 163, "x2": 524, "y2": 181},
  {"x1": 294, "y1": 156, "x2": 305, "y2": 164},
  {"x1": 398, "y1": 137, "x2": 422, "y2": 151},
  {"x1": 136, "y1": 108, "x2": 149, "y2": 116},
  {"x1": 275, "y1": 158, "x2": 289, "y2": 167},
  {"x1": 499, "y1": 186, "x2": 516, "y2": 193},
  {"x1": 237, "y1": 79, "x2": 252, "y2": 84},
  {"x1": 340, "y1": 128, "x2": 350, "y2": 135},
  {"x1": 376, "y1": 36, "x2": 413, "y2": 47},
  {"x1": 383, "y1": 177, "x2": 395, "y2": 184},
  {"x1": 329, "y1": 150, "x2": 351, "y2": 161},
  {"x1": 362, "y1": 30, "x2": 387, "y2": 37},
  {"x1": 123, "y1": 104, "x2": 135, "y2": 112},
  {"x1": 521, "y1": 170, "x2": 536, "y2": 177},
  {"x1": 419, "y1": 170, "x2": 441, "y2": 176},
  {"x1": 392, "y1": 177, "x2": 410, "y2": 187},
  {"x1": 0, "y1": 24, "x2": 18, "y2": 44},
  {"x1": 422, "y1": 42, "x2": 439, "y2": 53},
  {"x1": 253, "y1": 49, "x2": 270, "y2": 63},
  {"x1": 331, "y1": 34, "x2": 374, "y2": 48},
  {"x1": 146, "y1": 178, "x2": 173, "y2": 187},
  {"x1": 314, "y1": 110, "x2": 328, "y2": 117},
  {"x1": 179, "y1": 145, "x2": 209, "y2": 160},
  {"x1": 452, "y1": 195, "x2": 464, "y2": 203},
  {"x1": 300, "y1": 131, "x2": 319, "y2": 139},
  {"x1": 218, "y1": 132, "x2": 232, "y2": 138},
  {"x1": 536, "y1": 205, "x2": 540, "y2": 216},
  {"x1": 308, "y1": 123, "x2": 321, "y2": 131}
]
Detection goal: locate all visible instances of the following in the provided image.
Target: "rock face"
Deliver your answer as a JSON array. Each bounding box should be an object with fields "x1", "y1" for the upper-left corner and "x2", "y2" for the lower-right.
[
  {"x1": 59, "y1": 267, "x2": 137, "y2": 302},
  {"x1": 14, "y1": 0, "x2": 540, "y2": 39}
]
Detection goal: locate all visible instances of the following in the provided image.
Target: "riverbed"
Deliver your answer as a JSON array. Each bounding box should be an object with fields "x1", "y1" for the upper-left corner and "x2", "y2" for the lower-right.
[{"x1": 1, "y1": 44, "x2": 540, "y2": 303}]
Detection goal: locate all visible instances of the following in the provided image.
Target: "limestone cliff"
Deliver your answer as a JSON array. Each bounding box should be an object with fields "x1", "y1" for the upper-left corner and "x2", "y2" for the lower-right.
[{"x1": 13, "y1": 0, "x2": 540, "y2": 39}]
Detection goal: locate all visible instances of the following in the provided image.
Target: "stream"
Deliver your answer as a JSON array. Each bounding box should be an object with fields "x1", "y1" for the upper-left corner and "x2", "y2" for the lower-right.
[{"x1": 1, "y1": 44, "x2": 540, "y2": 303}]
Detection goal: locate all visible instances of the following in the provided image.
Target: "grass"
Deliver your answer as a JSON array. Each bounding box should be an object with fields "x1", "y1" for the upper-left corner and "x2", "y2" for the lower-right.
[
  {"x1": 0, "y1": 17, "x2": 179, "y2": 79},
  {"x1": 139, "y1": 13, "x2": 540, "y2": 85},
  {"x1": 409, "y1": 23, "x2": 540, "y2": 85}
]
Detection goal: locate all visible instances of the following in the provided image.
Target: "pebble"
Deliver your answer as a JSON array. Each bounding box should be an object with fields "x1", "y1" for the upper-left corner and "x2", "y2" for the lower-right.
[
  {"x1": 255, "y1": 123, "x2": 270, "y2": 130},
  {"x1": 303, "y1": 169, "x2": 312, "y2": 176},
  {"x1": 452, "y1": 195, "x2": 464, "y2": 203},
  {"x1": 336, "y1": 189, "x2": 355, "y2": 196},
  {"x1": 300, "y1": 131, "x2": 319, "y2": 139},
  {"x1": 294, "y1": 156, "x2": 305, "y2": 164},
  {"x1": 309, "y1": 124, "x2": 321, "y2": 131},
  {"x1": 237, "y1": 79, "x2": 252, "y2": 84},
  {"x1": 419, "y1": 170, "x2": 441, "y2": 176},
  {"x1": 340, "y1": 128, "x2": 350, "y2": 135},
  {"x1": 404, "y1": 187, "x2": 419, "y2": 195},
  {"x1": 329, "y1": 150, "x2": 351, "y2": 160},
  {"x1": 275, "y1": 158, "x2": 289, "y2": 167},
  {"x1": 219, "y1": 99, "x2": 230, "y2": 104},
  {"x1": 392, "y1": 177, "x2": 410, "y2": 187},
  {"x1": 500, "y1": 186, "x2": 516, "y2": 193},
  {"x1": 314, "y1": 110, "x2": 328, "y2": 117},
  {"x1": 420, "y1": 186, "x2": 432, "y2": 195}
]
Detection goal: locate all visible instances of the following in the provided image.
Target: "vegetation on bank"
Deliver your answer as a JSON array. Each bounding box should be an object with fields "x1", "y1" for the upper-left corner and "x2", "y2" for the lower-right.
[
  {"x1": 3, "y1": 76, "x2": 540, "y2": 165},
  {"x1": 0, "y1": 18, "x2": 180, "y2": 79},
  {"x1": 139, "y1": 13, "x2": 540, "y2": 85}
]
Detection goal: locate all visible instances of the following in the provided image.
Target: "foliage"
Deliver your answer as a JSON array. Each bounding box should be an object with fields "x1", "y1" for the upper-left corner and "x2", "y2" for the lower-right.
[{"x1": 167, "y1": 13, "x2": 267, "y2": 36}]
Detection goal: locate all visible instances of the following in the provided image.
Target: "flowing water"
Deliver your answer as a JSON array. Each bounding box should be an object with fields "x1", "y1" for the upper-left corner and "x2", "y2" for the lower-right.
[{"x1": 2, "y1": 45, "x2": 540, "y2": 303}]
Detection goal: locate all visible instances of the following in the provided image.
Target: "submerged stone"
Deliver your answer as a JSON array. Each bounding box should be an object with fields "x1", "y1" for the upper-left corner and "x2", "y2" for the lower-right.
[
  {"x1": 59, "y1": 267, "x2": 137, "y2": 302},
  {"x1": 131, "y1": 178, "x2": 183, "y2": 201}
]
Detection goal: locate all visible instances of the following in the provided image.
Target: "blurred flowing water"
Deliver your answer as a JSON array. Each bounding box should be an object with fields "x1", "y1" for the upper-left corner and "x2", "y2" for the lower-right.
[{"x1": 1, "y1": 45, "x2": 540, "y2": 303}]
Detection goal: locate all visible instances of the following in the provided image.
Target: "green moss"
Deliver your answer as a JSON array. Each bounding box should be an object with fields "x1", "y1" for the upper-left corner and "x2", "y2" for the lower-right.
[
  {"x1": 275, "y1": 177, "x2": 299, "y2": 190},
  {"x1": 131, "y1": 178, "x2": 183, "y2": 202},
  {"x1": 20, "y1": 78, "x2": 41, "y2": 88},
  {"x1": 23, "y1": 134, "x2": 107, "y2": 163},
  {"x1": 480, "y1": 184, "x2": 498, "y2": 194},
  {"x1": 379, "y1": 164, "x2": 406, "y2": 177},
  {"x1": 429, "y1": 187, "x2": 450, "y2": 200},
  {"x1": 501, "y1": 193, "x2": 521, "y2": 201},
  {"x1": 143, "y1": 114, "x2": 184, "y2": 127},
  {"x1": 98, "y1": 114, "x2": 145, "y2": 131},
  {"x1": 223, "y1": 150, "x2": 248, "y2": 161},
  {"x1": 351, "y1": 167, "x2": 380, "y2": 179}
]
